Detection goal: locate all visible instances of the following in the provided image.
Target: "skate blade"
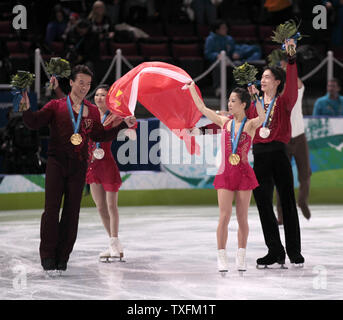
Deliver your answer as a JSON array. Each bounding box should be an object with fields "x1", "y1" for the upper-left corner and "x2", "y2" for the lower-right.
[
  {"x1": 219, "y1": 270, "x2": 228, "y2": 277},
  {"x1": 44, "y1": 270, "x2": 59, "y2": 278},
  {"x1": 100, "y1": 256, "x2": 126, "y2": 263},
  {"x1": 99, "y1": 256, "x2": 118, "y2": 263},
  {"x1": 291, "y1": 263, "x2": 304, "y2": 268},
  {"x1": 256, "y1": 263, "x2": 288, "y2": 269},
  {"x1": 111, "y1": 255, "x2": 126, "y2": 263}
]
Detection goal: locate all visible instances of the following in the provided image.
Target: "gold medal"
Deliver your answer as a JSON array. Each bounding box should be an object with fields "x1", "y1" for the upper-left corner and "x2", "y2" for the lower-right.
[
  {"x1": 229, "y1": 153, "x2": 240, "y2": 165},
  {"x1": 70, "y1": 133, "x2": 82, "y2": 145}
]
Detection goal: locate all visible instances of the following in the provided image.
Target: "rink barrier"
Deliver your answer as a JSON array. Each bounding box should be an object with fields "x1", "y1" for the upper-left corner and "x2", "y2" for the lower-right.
[
  {"x1": 1, "y1": 186, "x2": 343, "y2": 211},
  {"x1": 33, "y1": 49, "x2": 342, "y2": 111}
]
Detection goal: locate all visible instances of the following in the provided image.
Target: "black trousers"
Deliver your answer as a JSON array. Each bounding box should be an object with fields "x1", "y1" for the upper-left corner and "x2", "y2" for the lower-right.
[
  {"x1": 253, "y1": 146, "x2": 301, "y2": 257},
  {"x1": 40, "y1": 155, "x2": 87, "y2": 263}
]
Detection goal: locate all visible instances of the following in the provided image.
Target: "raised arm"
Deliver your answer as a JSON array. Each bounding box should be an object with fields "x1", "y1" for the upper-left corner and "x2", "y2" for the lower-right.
[
  {"x1": 51, "y1": 76, "x2": 65, "y2": 99},
  {"x1": 185, "y1": 81, "x2": 227, "y2": 128},
  {"x1": 22, "y1": 91, "x2": 55, "y2": 130},
  {"x1": 279, "y1": 39, "x2": 298, "y2": 112},
  {"x1": 90, "y1": 120, "x2": 128, "y2": 142}
]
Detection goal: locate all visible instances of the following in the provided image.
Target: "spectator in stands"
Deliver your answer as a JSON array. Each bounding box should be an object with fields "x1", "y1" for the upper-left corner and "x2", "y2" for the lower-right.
[
  {"x1": 191, "y1": 0, "x2": 222, "y2": 26},
  {"x1": 62, "y1": 12, "x2": 80, "y2": 41},
  {"x1": 45, "y1": 5, "x2": 68, "y2": 47},
  {"x1": 88, "y1": 1, "x2": 115, "y2": 41},
  {"x1": 155, "y1": 0, "x2": 183, "y2": 23},
  {"x1": 106, "y1": 0, "x2": 122, "y2": 25},
  {"x1": 324, "y1": 0, "x2": 343, "y2": 46},
  {"x1": 65, "y1": 19, "x2": 100, "y2": 71},
  {"x1": 312, "y1": 78, "x2": 343, "y2": 116},
  {"x1": 204, "y1": 20, "x2": 262, "y2": 96},
  {"x1": 123, "y1": 0, "x2": 155, "y2": 24},
  {"x1": 0, "y1": 39, "x2": 10, "y2": 83}
]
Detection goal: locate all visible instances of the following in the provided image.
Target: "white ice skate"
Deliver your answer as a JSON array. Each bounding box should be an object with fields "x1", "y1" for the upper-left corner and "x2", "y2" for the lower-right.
[
  {"x1": 217, "y1": 249, "x2": 229, "y2": 274},
  {"x1": 236, "y1": 248, "x2": 247, "y2": 272},
  {"x1": 99, "y1": 248, "x2": 111, "y2": 263},
  {"x1": 109, "y1": 237, "x2": 125, "y2": 262}
]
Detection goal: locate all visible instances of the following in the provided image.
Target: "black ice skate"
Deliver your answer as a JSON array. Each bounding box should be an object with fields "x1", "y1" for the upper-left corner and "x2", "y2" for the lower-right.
[
  {"x1": 41, "y1": 258, "x2": 57, "y2": 277},
  {"x1": 289, "y1": 253, "x2": 305, "y2": 268},
  {"x1": 56, "y1": 260, "x2": 67, "y2": 275},
  {"x1": 256, "y1": 252, "x2": 287, "y2": 269}
]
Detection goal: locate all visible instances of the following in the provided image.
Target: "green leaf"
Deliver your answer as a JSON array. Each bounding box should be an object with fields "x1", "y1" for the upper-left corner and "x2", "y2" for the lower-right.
[
  {"x1": 232, "y1": 62, "x2": 258, "y2": 86},
  {"x1": 267, "y1": 49, "x2": 287, "y2": 66},
  {"x1": 10, "y1": 70, "x2": 35, "y2": 89},
  {"x1": 271, "y1": 19, "x2": 303, "y2": 44},
  {"x1": 46, "y1": 57, "x2": 71, "y2": 78}
]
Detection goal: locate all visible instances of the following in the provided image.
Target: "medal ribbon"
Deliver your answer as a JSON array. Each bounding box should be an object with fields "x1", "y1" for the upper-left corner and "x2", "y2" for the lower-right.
[
  {"x1": 231, "y1": 117, "x2": 247, "y2": 155},
  {"x1": 262, "y1": 96, "x2": 276, "y2": 128},
  {"x1": 67, "y1": 95, "x2": 84, "y2": 134},
  {"x1": 95, "y1": 110, "x2": 110, "y2": 149}
]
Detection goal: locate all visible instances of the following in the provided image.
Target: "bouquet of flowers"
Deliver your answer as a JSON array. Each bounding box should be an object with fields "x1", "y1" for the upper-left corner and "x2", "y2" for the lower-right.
[
  {"x1": 45, "y1": 57, "x2": 71, "y2": 89},
  {"x1": 271, "y1": 19, "x2": 303, "y2": 56},
  {"x1": 10, "y1": 70, "x2": 35, "y2": 112},
  {"x1": 267, "y1": 49, "x2": 288, "y2": 67},
  {"x1": 233, "y1": 62, "x2": 259, "y2": 101}
]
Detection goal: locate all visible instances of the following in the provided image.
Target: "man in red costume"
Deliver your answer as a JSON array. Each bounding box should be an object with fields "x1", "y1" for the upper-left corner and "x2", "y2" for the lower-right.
[{"x1": 21, "y1": 65, "x2": 135, "y2": 273}]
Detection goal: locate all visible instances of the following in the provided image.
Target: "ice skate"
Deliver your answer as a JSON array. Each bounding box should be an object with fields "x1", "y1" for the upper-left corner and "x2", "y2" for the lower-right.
[
  {"x1": 289, "y1": 253, "x2": 305, "y2": 268},
  {"x1": 44, "y1": 270, "x2": 59, "y2": 278},
  {"x1": 99, "y1": 249, "x2": 111, "y2": 263},
  {"x1": 41, "y1": 258, "x2": 57, "y2": 277},
  {"x1": 217, "y1": 249, "x2": 229, "y2": 274},
  {"x1": 109, "y1": 237, "x2": 125, "y2": 262},
  {"x1": 256, "y1": 252, "x2": 287, "y2": 269},
  {"x1": 56, "y1": 260, "x2": 67, "y2": 276},
  {"x1": 236, "y1": 248, "x2": 247, "y2": 272}
]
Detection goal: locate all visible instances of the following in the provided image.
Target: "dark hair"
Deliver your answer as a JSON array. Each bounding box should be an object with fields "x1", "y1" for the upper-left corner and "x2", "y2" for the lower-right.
[
  {"x1": 70, "y1": 65, "x2": 94, "y2": 81},
  {"x1": 231, "y1": 87, "x2": 251, "y2": 110},
  {"x1": 210, "y1": 19, "x2": 227, "y2": 33},
  {"x1": 263, "y1": 65, "x2": 286, "y2": 96},
  {"x1": 95, "y1": 84, "x2": 110, "y2": 92},
  {"x1": 329, "y1": 78, "x2": 341, "y2": 88},
  {"x1": 76, "y1": 19, "x2": 90, "y2": 30}
]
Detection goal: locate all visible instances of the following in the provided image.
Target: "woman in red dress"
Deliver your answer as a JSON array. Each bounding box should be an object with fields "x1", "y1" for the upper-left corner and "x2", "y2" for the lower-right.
[
  {"x1": 86, "y1": 84, "x2": 129, "y2": 262},
  {"x1": 186, "y1": 82, "x2": 265, "y2": 273}
]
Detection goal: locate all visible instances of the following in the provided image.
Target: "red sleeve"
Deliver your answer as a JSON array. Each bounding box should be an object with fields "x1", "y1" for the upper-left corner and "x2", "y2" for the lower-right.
[
  {"x1": 22, "y1": 100, "x2": 56, "y2": 130},
  {"x1": 54, "y1": 87, "x2": 65, "y2": 99},
  {"x1": 279, "y1": 61, "x2": 298, "y2": 112},
  {"x1": 87, "y1": 103, "x2": 128, "y2": 142},
  {"x1": 199, "y1": 122, "x2": 221, "y2": 135},
  {"x1": 245, "y1": 102, "x2": 257, "y2": 119},
  {"x1": 90, "y1": 121, "x2": 128, "y2": 142}
]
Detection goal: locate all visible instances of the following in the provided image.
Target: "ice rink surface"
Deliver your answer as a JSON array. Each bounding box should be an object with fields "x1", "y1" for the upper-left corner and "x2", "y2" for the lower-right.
[{"x1": 0, "y1": 205, "x2": 342, "y2": 300}]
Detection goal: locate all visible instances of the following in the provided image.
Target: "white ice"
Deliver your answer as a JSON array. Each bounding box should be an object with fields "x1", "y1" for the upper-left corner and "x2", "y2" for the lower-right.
[{"x1": 0, "y1": 205, "x2": 342, "y2": 300}]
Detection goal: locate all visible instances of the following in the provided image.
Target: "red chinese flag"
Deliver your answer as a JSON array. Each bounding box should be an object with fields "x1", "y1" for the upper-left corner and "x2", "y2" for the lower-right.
[{"x1": 106, "y1": 62, "x2": 203, "y2": 155}]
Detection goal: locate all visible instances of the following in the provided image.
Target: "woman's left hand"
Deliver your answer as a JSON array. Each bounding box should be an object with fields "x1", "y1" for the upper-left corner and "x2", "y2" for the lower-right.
[
  {"x1": 103, "y1": 113, "x2": 122, "y2": 127},
  {"x1": 184, "y1": 81, "x2": 195, "y2": 90},
  {"x1": 124, "y1": 116, "x2": 137, "y2": 128}
]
